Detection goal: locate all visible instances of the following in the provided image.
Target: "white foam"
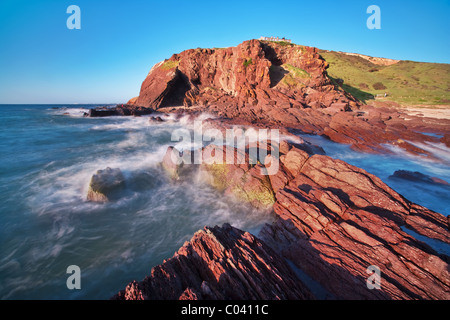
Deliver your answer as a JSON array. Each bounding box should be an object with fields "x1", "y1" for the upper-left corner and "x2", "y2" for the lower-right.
[
  {"x1": 50, "y1": 107, "x2": 90, "y2": 118},
  {"x1": 384, "y1": 143, "x2": 450, "y2": 179},
  {"x1": 90, "y1": 116, "x2": 151, "y2": 131},
  {"x1": 406, "y1": 141, "x2": 450, "y2": 164}
]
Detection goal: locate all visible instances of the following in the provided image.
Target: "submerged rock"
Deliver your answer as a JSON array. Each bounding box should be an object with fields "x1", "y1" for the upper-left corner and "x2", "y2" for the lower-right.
[
  {"x1": 260, "y1": 153, "x2": 450, "y2": 299},
  {"x1": 389, "y1": 169, "x2": 449, "y2": 186},
  {"x1": 86, "y1": 167, "x2": 125, "y2": 202}
]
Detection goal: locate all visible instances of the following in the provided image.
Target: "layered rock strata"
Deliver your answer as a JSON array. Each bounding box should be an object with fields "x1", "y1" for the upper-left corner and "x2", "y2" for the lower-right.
[
  {"x1": 112, "y1": 223, "x2": 314, "y2": 300},
  {"x1": 115, "y1": 140, "x2": 449, "y2": 300}
]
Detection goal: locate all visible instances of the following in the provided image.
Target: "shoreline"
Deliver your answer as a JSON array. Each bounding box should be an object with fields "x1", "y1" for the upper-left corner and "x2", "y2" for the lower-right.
[
  {"x1": 0, "y1": 104, "x2": 448, "y2": 300},
  {"x1": 81, "y1": 106, "x2": 448, "y2": 300},
  {"x1": 112, "y1": 119, "x2": 450, "y2": 300}
]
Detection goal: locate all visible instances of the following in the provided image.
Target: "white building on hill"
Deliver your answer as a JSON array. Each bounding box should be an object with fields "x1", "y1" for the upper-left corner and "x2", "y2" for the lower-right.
[{"x1": 259, "y1": 36, "x2": 292, "y2": 43}]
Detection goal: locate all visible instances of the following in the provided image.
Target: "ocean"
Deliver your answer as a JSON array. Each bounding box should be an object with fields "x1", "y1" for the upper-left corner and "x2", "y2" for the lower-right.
[{"x1": 0, "y1": 104, "x2": 449, "y2": 299}]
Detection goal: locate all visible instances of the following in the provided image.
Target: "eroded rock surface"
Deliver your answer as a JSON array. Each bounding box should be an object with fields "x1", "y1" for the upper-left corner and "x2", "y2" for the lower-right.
[
  {"x1": 115, "y1": 141, "x2": 449, "y2": 300},
  {"x1": 112, "y1": 223, "x2": 314, "y2": 300},
  {"x1": 88, "y1": 104, "x2": 153, "y2": 117},
  {"x1": 260, "y1": 153, "x2": 450, "y2": 300},
  {"x1": 389, "y1": 169, "x2": 449, "y2": 186}
]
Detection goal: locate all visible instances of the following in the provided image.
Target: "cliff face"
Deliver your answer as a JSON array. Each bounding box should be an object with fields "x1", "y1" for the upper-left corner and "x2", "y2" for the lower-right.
[{"x1": 133, "y1": 39, "x2": 357, "y2": 113}]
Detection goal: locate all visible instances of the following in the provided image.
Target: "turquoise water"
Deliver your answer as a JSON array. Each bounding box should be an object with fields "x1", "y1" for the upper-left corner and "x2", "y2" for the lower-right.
[
  {"x1": 0, "y1": 105, "x2": 272, "y2": 299},
  {"x1": 0, "y1": 105, "x2": 448, "y2": 300}
]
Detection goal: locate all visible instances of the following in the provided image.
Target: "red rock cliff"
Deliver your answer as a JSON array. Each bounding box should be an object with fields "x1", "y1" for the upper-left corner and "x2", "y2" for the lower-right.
[
  {"x1": 134, "y1": 39, "x2": 356, "y2": 113},
  {"x1": 128, "y1": 40, "x2": 449, "y2": 158}
]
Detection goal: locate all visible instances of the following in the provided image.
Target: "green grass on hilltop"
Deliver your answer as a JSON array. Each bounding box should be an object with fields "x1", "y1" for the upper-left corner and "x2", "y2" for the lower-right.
[
  {"x1": 319, "y1": 50, "x2": 450, "y2": 106},
  {"x1": 272, "y1": 41, "x2": 295, "y2": 47}
]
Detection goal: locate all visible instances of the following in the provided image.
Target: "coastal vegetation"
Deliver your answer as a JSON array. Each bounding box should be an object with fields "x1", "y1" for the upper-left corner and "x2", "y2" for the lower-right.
[{"x1": 320, "y1": 50, "x2": 450, "y2": 105}]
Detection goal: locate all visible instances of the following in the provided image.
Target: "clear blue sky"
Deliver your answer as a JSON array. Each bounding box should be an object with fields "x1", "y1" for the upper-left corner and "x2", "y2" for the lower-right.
[{"x1": 0, "y1": 0, "x2": 448, "y2": 104}]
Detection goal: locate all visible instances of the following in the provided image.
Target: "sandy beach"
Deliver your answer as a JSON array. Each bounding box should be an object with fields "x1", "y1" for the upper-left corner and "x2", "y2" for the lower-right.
[{"x1": 402, "y1": 105, "x2": 450, "y2": 120}]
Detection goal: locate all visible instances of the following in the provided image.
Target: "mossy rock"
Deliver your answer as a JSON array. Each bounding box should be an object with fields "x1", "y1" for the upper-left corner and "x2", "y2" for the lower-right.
[{"x1": 202, "y1": 163, "x2": 275, "y2": 209}]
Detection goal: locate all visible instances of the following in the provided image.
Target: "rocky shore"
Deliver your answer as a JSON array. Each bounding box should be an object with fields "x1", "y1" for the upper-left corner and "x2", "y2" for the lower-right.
[
  {"x1": 100, "y1": 39, "x2": 449, "y2": 300},
  {"x1": 112, "y1": 139, "x2": 449, "y2": 300}
]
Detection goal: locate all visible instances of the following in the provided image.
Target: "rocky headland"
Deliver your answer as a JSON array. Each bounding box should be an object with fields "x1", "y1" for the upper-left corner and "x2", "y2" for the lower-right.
[
  {"x1": 95, "y1": 39, "x2": 449, "y2": 300},
  {"x1": 92, "y1": 39, "x2": 449, "y2": 157}
]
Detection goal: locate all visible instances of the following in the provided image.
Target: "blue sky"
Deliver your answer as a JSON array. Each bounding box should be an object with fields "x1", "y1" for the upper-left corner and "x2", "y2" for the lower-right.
[{"x1": 0, "y1": 0, "x2": 448, "y2": 104}]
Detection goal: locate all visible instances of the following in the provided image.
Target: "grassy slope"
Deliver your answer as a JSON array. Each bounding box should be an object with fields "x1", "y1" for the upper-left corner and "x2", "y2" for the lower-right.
[{"x1": 319, "y1": 50, "x2": 450, "y2": 106}]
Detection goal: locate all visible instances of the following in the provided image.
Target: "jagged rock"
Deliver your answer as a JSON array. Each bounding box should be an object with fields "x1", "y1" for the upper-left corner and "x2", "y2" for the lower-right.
[
  {"x1": 260, "y1": 153, "x2": 450, "y2": 300},
  {"x1": 112, "y1": 224, "x2": 314, "y2": 300},
  {"x1": 132, "y1": 40, "x2": 351, "y2": 113},
  {"x1": 121, "y1": 140, "x2": 449, "y2": 300},
  {"x1": 86, "y1": 167, "x2": 125, "y2": 202}
]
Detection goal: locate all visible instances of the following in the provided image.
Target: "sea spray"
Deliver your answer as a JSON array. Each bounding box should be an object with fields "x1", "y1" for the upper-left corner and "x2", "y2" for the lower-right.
[
  {"x1": 0, "y1": 105, "x2": 274, "y2": 299},
  {"x1": 1, "y1": 105, "x2": 448, "y2": 299}
]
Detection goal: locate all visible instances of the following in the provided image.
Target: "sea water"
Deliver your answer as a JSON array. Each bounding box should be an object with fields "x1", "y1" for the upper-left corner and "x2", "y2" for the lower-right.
[
  {"x1": 0, "y1": 105, "x2": 272, "y2": 299},
  {"x1": 0, "y1": 105, "x2": 448, "y2": 299}
]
